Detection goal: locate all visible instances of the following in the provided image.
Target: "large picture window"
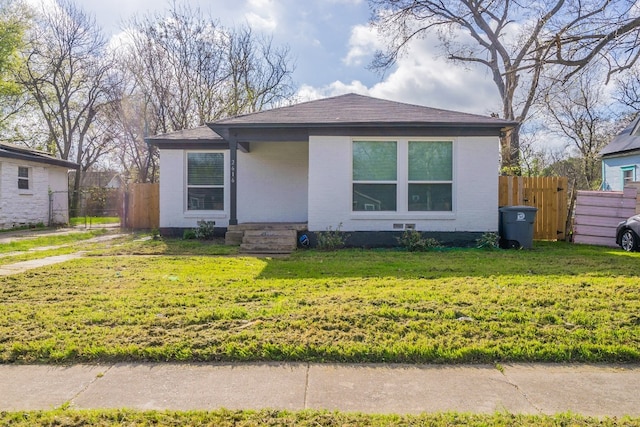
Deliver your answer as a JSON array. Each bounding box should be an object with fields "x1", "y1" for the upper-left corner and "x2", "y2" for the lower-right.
[
  {"x1": 408, "y1": 141, "x2": 452, "y2": 211},
  {"x1": 351, "y1": 139, "x2": 454, "y2": 213},
  {"x1": 187, "y1": 153, "x2": 224, "y2": 211},
  {"x1": 352, "y1": 141, "x2": 397, "y2": 211}
]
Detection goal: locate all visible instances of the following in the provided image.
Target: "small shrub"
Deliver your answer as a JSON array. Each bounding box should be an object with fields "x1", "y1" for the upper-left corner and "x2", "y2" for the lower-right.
[
  {"x1": 398, "y1": 229, "x2": 442, "y2": 252},
  {"x1": 194, "y1": 220, "x2": 216, "y2": 240},
  {"x1": 151, "y1": 228, "x2": 161, "y2": 240},
  {"x1": 476, "y1": 232, "x2": 499, "y2": 250},
  {"x1": 183, "y1": 229, "x2": 196, "y2": 240},
  {"x1": 316, "y1": 223, "x2": 348, "y2": 250}
]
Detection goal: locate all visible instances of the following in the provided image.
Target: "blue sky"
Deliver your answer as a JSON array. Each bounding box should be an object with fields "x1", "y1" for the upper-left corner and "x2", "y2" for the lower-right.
[{"x1": 82, "y1": 0, "x2": 502, "y2": 116}]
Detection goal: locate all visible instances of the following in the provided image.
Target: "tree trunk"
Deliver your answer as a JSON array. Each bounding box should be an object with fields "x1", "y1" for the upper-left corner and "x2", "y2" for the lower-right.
[
  {"x1": 500, "y1": 124, "x2": 521, "y2": 175},
  {"x1": 70, "y1": 168, "x2": 82, "y2": 217}
]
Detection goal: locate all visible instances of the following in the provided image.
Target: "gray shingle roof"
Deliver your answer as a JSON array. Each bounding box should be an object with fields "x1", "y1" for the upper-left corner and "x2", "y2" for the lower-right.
[
  {"x1": 0, "y1": 142, "x2": 78, "y2": 168},
  {"x1": 212, "y1": 93, "x2": 516, "y2": 128},
  {"x1": 600, "y1": 117, "x2": 640, "y2": 157},
  {"x1": 145, "y1": 126, "x2": 224, "y2": 142}
]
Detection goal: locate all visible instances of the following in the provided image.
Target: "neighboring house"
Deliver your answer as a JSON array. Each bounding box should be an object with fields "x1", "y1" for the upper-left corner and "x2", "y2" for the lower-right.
[
  {"x1": 600, "y1": 117, "x2": 640, "y2": 191},
  {"x1": 0, "y1": 142, "x2": 78, "y2": 228},
  {"x1": 147, "y1": 93, "x2": 516, "y2": 246},
  {"x1": 67, "y1": 170, "x2": 124, "y2": 218}
]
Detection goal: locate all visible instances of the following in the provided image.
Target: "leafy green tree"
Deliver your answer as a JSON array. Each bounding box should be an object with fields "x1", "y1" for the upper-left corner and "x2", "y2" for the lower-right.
[{"x1": 0, "y1": 0, "x2": 28, "y2": 130}]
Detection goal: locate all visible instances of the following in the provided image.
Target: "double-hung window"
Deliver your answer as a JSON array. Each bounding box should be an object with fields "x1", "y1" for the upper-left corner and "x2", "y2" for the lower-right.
[
  {"x1": 352, "y1": 139, "x2": 453, "y2": 213},
  {"x1": 18, "y1": 166, "x2": 29, "y2": 190},
  {"x1": 622, "y1": 166, "x2": 635, "y2": 187},
  {"x1": 408, "y1": 141, "x2": 453, "y2": 211},
  {"x1": 187, "y1": 153, "x2": 224, "y2": 211},
  {"x1": 352, "y1": 141, "x2": 397, "y2": 211}
]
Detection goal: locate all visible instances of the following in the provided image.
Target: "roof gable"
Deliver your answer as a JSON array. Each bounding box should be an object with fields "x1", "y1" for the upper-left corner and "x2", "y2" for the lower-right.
[
  {"x1": 213, "y1": 93, "x2": 516, "y2": 128},
  {"x1": 147, "y1": 94, "x2": 517, "y2": 147},
  {"x1": 600, "y1": 117, "x2": 640, "y2": 157}
]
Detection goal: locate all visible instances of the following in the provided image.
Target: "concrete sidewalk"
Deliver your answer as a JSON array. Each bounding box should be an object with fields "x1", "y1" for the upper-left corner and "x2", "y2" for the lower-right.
[
  {"x1": 0, "y1": 233, "x2": 131, "y2": 276},
  {"x1": 1, "y1": 363, "x2": 639, "y2": 416}
]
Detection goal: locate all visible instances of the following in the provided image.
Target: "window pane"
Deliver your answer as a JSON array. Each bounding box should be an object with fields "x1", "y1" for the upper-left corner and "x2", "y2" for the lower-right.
[
  {"x1": 18, "y1": 178, "x2": 29, "y2": 190},
  {"x1": 409, "y1": 184, "x2": 452, "y2": 211},
  {"x1": 353, "y1": 184, "x2": 396, "y2": 211},
  {"x1": 18, "y1": 167, "x2": 29, "y2": 178},
  {"x1": 353, "y1": 141, "x2": 397, "y2": 181},
  {"x1": 188, "y1": 153, "x2": 223, "y2": 185},
  {"x1": 188, "y1": 188, "x2": 224, "y2": 210},
  {"x1": 409, "y1": 141, "x2": 452, "y2": 181}
]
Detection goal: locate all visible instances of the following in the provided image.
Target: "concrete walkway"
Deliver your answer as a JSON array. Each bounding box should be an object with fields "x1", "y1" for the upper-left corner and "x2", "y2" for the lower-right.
[
  {"x1": 0, "y1": 233, "x2": 130, "y2": 276},
  {"x1": 1, "y1": 363, "x2": 639, "y2": 416}
]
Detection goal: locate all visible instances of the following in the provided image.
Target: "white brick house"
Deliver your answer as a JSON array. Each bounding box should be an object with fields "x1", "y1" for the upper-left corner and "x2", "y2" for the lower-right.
[
  {"x1": 0, "y1": 143, "x2": 78, "y2": 228},
  {"x1": 148, "y1": 94, "x2": 516, "y2": 247}
]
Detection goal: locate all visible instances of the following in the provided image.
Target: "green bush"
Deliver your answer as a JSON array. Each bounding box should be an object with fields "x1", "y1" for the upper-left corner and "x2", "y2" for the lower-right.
[
  {"x1": 316, "y1": 223, "x2": 348, "y2": 251},
  {"x1": 398, "y1": 229, "x2": 442, "y2": 252},
  {"x1": 194, "y1": 220, "x2": 216, "y2": 240},
  {"x1": 183, "y1": 229, "x2": 196, "y2": 240},
  {"x1": 476, "y1": 232, "x2": 500, "y2": 250}
]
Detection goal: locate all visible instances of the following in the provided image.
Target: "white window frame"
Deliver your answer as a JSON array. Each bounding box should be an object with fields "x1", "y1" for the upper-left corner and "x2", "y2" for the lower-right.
[
  {"x1": 622, "y1": 165, "x2": 636, "y2": 187},
  {"x1": 352, "y1": 140, "x2": 398, "y2": 212},
  {"x1": 185, "y1": 152, "x2": 225, "y2": 212},
  {"x1": 351, "y1": 137, "x2": 456, "y2": 218},
  {"x1": 18, "y1": 166, "x2": 30, "y2": 191},
  {"x1": 407, "y1": 140, "x2": 453, "y2": 212}
]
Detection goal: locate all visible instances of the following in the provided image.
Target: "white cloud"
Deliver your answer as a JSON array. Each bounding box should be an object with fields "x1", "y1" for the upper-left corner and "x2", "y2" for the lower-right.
[
  {"x1": 301, "y1": 35, "x2": 501, "y2": 115},
  {"x1": 244, "y1": 0, "x2": 279, "y2": 32},
  {"x1": 297, "y1": 80, "x2": 370, "y2": 101},
  {"x1": 343, "y1": 24, "x2": 383, "y2": 66}
]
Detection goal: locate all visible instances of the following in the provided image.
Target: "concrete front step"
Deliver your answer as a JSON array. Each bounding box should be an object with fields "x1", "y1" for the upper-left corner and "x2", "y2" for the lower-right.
[
  {"x1": 229, "y1": 223, "x2": 307, "y2": 232},
  {"x1": 243, "y1": 229, "x2": 297, "y2": 238},
  {"x1": 226, "y1": 223, "x2": 307, "y2": 253},
  {"x1": 224, "y1": 231, "x2": 244, "y2": 246}
]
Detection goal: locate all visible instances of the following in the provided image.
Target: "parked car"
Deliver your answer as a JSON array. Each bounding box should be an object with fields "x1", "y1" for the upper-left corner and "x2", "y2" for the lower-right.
[{"x1": 616, "y1": 215, "x2": 640, "y2": 251}]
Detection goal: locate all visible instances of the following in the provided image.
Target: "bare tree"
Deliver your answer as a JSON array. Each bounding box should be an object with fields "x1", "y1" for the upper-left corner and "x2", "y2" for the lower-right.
[
  {"x1": 104, "y1": 90, "x2": 159, "y2": 184},
  {"x1": 369, "y1": 0, "x2": 640, "y2": 171},
  {"x1": 223, "y1": 26, "x2": 295, "y2": 116},
  {"x1": 541, "y1": 71, "x2": 614, "y2": 189},
  {"x1": 16, "y1": 0, "x2": 118, "y2": 208},
  {"x1": 112, "y1": 3, "x2": 295, "y2": 182}
]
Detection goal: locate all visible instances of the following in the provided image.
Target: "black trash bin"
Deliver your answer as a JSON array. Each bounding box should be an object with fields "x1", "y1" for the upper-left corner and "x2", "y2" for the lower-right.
[{"x1": 499, "y1": 206, "x2": 538, "y2": 249}]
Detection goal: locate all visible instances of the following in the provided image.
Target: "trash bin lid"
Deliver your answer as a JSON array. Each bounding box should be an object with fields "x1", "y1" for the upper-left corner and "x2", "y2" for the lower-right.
[{"x1": 499, "y1": 205, "x2": 538, "y2": 212}]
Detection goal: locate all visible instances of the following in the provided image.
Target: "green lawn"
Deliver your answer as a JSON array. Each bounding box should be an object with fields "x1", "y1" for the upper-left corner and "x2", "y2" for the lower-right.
[
  {"x1": 0, "y1": 409, "x2": 638, "y2": 426},
  {"x1": 1, "y1": 240, "x2": 638, "y2": 364}
]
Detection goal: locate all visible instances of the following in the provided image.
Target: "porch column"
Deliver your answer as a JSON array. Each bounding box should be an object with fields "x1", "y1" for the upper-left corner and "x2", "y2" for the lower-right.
[{"x1": 229, "y1": 139, "x2": 238, "y2": 225}]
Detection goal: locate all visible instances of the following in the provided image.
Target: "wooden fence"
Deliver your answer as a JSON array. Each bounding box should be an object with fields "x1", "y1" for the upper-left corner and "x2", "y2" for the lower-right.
[
  {"x1": 498, "y1": 176, "x2": 569, "y2": 240},
  {"x1": 124, "y1": 183, "x2": 159, "y2": 230},
  {"x1": 573, "y1": 186, "x2": 638, "y2": 247}
]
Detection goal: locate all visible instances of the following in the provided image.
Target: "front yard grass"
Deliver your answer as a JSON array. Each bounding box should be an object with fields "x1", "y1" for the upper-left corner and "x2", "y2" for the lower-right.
[
  {"x1": 0, "y1": 241, "x2": 639, "y2": 363},
  {"x1": 0, "y1": 229, "x2": 108, "y2": 254},
  {"x1": 1, "y1": 409, "x2": 639, "y2": 426}
]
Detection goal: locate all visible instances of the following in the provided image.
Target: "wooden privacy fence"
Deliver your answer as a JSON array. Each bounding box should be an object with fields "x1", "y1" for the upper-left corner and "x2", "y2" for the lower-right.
[
  {"x1": 498, "y1": 176, "x2": 569, "y2": 240},
  {"x1": 124, "y1": 183, "x2": 159, "y2": 229},
  {"x1": 573, "y1": 186, "x2": 639, "y2": 247}
]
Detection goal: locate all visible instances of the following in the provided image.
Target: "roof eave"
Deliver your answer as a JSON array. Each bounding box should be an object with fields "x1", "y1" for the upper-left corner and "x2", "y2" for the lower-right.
[
  {"x1": 211, "y1": 121, "x2": 517, "y2": 130},
  {"x1": 0, "y1": 150, "x2": 79, "y2": 169}
]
